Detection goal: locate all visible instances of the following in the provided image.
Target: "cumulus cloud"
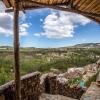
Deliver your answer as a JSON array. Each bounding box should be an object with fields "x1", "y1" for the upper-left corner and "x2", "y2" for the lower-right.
[
  {"x1": 0, "y1": 12, "x2": 30, "y2": 36},
  {"x1": 19, "y1": 23, "x2": 30, "y2": 36},
  {"x1": 34, "y1": 33, "x2": 41, "y2": 37},
  {"x1": 0, "y1": 13, "x2": 13, "y2": 36},
  {"x1": 0, "y1": 2, "x2": 31, "y2": 37},
  {"x1": 0, "y1": 1, "x2": 6, "y2": 11},
  {"x1": 40, "y1": 18, "x2": 43, "y2": 22},
  {"x1": 36, "y1": 11, "x2": 91, "y2": 39}
]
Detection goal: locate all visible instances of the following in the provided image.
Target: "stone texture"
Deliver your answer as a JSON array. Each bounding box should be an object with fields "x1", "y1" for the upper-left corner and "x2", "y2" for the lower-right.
[
  {"x1": 97, "y1": 72, "x2": 100, "y2": 85},
  {"x1": 40, "y1": 93, "x2": 77, "y2": 100},
  {"x1": 0, "y1": 95, "x2": 5, "y2": 100},
  {"x1": 0, "y1": 72, "x2": 41, "y2": 100},
  {"x1": 81, "y1": 82, "x2": 100, "y2": 100},
  {"x1": 42, "y1": 75, "x2": 84, "y2": 99}
]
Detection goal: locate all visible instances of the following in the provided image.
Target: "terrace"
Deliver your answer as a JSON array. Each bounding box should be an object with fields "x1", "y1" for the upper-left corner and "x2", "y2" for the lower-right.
[{"x1": 0, "y1": 0, "x2": 100, "y2": 100}]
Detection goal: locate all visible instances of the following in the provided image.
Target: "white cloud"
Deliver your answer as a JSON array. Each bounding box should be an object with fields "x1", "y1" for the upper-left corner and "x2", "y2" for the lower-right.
[
  {"x1": 0, "y1": 13, "x2": 13, "y2": 36},
  {"x1": 0, "y1": 12, "x2": 31, "y2": 37},
  {"x1": 19, "y1": 23, "x2": 30, "y2": 36},
  {"x1": 0, "y1": 2, "x2": 31, "y2": 37},
  {"x1": 34, "y1": 33, "x2": 41, "y2": 37},
  {"x1": 37, "y1": 11, "x2": 91, "y2": 39},
  {"x1": 40, "y1": 18, "x2": 43, "y2": 22},
  {"x1": 19, "y1": 11, "x2": 26, "y2": 23},
  {"x1": 0, "y1": 1, "x2": 6, "y2": 12}
]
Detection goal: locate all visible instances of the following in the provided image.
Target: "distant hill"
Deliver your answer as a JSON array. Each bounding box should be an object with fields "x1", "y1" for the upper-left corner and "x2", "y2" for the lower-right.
[
  {"x1": 0, "y1": 43, "x2": 100, "y2": 49},
  {"x1": 72, "y1": 43, "x2": 100, "y2": 48},
  {"x1": 0, "y1": 46, "x2": 13, "y2": 49}
]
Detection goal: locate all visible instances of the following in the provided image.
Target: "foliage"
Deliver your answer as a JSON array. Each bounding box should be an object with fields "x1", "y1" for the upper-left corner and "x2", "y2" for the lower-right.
[
  {"x1": 0, "y1": 48, "x2": 100, "y2": 85},
  {"x1": 68, "y1": 75, "x2": 82, "y2": 86},
  {"x1": 86, "y1": 72, "x2": 99, "y2": 87}
]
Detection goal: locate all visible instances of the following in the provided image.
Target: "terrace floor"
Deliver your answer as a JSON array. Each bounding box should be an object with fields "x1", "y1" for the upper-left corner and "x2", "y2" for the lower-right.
[
  {"x1": 81, "y1": 82, "x2": 100, "y2": 100},
  {"x1": 40, "y1": 93, "x2": 77, "y2": 100}
]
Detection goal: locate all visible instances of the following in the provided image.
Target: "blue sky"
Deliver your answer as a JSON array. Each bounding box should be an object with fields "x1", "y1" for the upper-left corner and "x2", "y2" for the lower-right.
[{"x1": 0, "y1": 3, "x2": 100, "y2": 48}]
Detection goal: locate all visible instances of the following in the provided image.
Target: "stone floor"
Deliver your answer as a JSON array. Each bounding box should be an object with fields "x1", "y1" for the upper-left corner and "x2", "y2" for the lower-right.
[
  {"x1": 40, "y1": 93, "x2": 77, "y2": 100},
  {"x1": 81, "y1": 82, "x2": 100, "y2": 100}
]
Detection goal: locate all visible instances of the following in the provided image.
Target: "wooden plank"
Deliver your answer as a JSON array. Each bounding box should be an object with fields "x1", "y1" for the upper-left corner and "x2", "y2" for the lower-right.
[
  {"x1": 13, "y1": 0, "x2": 21, "y2": 100},
  {"x1": 5, "y1": 0, "x2": 100, "y2": 23},
  {"x1": 91, "y1": 1, "x2": 100, "y2": 13},
  {"x1": 71, "y1": 0, "x2": 74, "y2": 8},
  {"x1": 74, "y1": 0, "x2": 86, "y2": 9},
  {"x1": 81, "y1": 0, "x2": 99, "y2": 12},
  {"x1": 79, "y1": 0, "x2": 93, "y2": 11},
  {"x1": 20, "y1": 0, "x2": 100, "y2": 16},
  {"x1": 3, "y1": 0, "x2": 100, "y2": 23},
  {"x1": 3, "y1": 0, "x2": 11, "y2": 8},
  {"x1": 21, "y1": 1, "x2": 100, "y2": 21},
  {"x1": 73, "y1": 0, "x2": 80, "y2": 5},
  {"x1": 80, "y1": 0, "x2": 95, "y2": 11}
]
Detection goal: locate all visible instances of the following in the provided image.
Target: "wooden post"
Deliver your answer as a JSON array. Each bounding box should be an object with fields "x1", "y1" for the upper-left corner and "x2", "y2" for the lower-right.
[{"x1": 14, "y1": 0, "x2": 21, "y2": 100}]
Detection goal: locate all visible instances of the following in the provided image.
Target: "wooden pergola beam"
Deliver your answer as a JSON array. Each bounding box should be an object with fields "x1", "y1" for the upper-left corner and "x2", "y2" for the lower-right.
[
  {"x1": 5, "y1": 6, "x2": 44, "y2": 12},
  {"x1": 21, "y1": 0, "x2": 100, "y2": 23},
  {"x1": 26, "y1": 1, "x2": 100, "y2": 17},
  {"x1": 4, "y1": 0, "x2": 100, "y2": 17},
  {"x1": 5, "y1": 0, "x2": 100, "y2": 23},
  {"x1": 14, "y1": 0, "x2": 21, "y2": 100}
]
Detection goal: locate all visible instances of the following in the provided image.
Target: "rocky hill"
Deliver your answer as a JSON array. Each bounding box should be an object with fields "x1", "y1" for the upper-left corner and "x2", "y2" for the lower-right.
[{"x1": 72, "y1": 43, "x2": 100, "y2": 48}]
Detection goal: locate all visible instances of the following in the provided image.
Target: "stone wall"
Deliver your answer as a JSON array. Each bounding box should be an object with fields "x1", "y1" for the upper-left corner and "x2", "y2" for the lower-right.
[
  {"x1": 80, "y1": 82, "x2": 100, "y2": 100},
  {"x1": 97, "y1": 72, "x2": 100, "y2": 85},
  {"x1": 41, "y1": 74, "x2": 84, "y2": 99},
  {"x1": 0, "y1": 72, "x2": 41, "y2": 100}
]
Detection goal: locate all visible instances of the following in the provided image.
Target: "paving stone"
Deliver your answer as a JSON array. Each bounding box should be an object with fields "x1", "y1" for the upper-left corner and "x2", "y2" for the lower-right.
[
  {"x1": 81, "y1": 82, "x2": 100, "y2": 100},
  {"x1": 40, "y1": 93, "x2": 77, "y2": 100}
]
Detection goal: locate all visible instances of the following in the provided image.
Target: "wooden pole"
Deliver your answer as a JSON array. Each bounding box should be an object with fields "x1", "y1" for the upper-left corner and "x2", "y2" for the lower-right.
[{"x1": 14, "y1": 0, "x2": 21, "y2": 100}]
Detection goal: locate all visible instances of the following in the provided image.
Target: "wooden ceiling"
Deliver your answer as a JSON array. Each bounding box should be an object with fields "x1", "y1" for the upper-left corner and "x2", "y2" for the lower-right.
[{"x1": 2, "y1": 0, "x2": 100, "y2": 23}]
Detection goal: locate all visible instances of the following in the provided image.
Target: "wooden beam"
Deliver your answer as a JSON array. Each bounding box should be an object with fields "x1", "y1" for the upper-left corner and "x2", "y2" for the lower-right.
[
  {"x1": 5, "y1": 0, "x2": 100, "y2": 23},
  {"x1": 20, "y1": 0, "x2": 100, "y2": 23},
  {"x1": 27, "y1": 1, "x2": 100, "y2": 17},
  {"x1": 5, "y1": 0, "x2": 100, "y2": 17},
  {"x1": 70, "y1": 0, "x2": 74, "y2": 8},
  {"x1": 14, "y1": 0, "x2": 21, "y2": 100},
  {"x1": 73, "y1": 0, "x2": 82, "y2": 9},
  {"x1": 5, "y1": 6, "x2": 44, "y2": 12},
  {"x1": 66, "y1": 0, "x2": 71, "y2": 6}
]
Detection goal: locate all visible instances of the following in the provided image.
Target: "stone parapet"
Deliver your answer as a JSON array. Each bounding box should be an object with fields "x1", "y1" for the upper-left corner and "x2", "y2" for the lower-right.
[{"x1": 0, "y1": 72, "x2": 41, "y2": 100}]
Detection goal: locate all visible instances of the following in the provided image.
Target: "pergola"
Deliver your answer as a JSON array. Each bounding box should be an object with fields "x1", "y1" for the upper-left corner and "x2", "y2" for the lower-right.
[{"x1": 1, "y1": 0, "x2": 100, "y2": 100}]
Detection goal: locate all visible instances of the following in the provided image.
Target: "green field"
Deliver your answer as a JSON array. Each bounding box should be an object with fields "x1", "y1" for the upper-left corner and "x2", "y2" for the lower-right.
[{"x1": 0, "y1": 47, "x2": 100, "y2": 85}]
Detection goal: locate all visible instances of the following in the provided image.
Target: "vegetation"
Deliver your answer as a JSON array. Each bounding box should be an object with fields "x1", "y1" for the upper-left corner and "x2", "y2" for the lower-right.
[
  {"x1": 68, "y1": 75, "x2": 83, "y2": 86},
  {"x1": 0, "y1": 47, "x2": 100, "y2": 85},
  {"x1": 86, "y1": 72, "x2": 99, "y2": 87}
]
